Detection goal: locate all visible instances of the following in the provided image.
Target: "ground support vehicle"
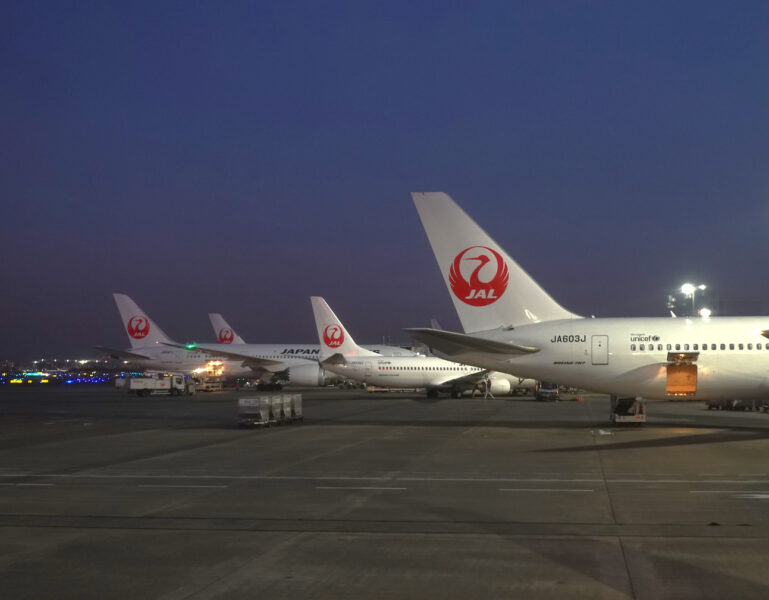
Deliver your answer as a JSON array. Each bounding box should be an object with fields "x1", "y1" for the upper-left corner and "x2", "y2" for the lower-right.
[
  {"x1": 611, "y1": 396, "x2": 647, "y2": 423},
  {"x1": 706, "y1": 398, "x2": 766, "y2": 411},
  {"x1": 127, "y1": 374, "x2": 193, "y2": 397},
  {"x1": 197, "y1": 379, "x2": 223, "y2": 392},
  {"x1": 535, "y1": 381, "x2": 560, "y2": 401}
]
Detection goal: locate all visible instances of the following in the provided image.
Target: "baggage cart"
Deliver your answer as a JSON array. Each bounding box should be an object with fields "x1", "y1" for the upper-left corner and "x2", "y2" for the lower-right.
[
  {"x1": 281, "y1": 395, "x2": 292, "y2": 422},
  {"x1": 270, "y1": 394, "x2": 286, "y2": 424},
  {"x1": 238, "y1": 396, "x2": 272, "y2": 428},
  {"x1": 290, "y1": 393, "x2": 303, "y2": 422}
]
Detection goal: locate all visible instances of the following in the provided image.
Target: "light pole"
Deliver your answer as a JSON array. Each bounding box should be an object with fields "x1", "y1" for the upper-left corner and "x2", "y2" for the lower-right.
[{"x1": 680, "y1": 283, "x2": 707, "y2": 316}]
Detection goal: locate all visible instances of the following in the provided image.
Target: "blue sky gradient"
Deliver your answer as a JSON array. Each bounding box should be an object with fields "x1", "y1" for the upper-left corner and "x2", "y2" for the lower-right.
[{"x1": 2, "y1": 1, "x2": 768, "y2": 359}]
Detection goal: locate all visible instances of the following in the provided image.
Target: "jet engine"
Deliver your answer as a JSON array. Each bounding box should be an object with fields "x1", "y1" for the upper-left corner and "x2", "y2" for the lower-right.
[
  {"x1": 286, "y1": 363, "x2": 337, "y2": 387},
  {"x1": 487, "y1": 377, "x2": 512, "y2": 396}
]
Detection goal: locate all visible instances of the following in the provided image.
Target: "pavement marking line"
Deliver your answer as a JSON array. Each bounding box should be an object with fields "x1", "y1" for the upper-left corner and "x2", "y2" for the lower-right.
[
  {"x1": 315, "y1": 486, "x2": 407, "y2": 491},
  {"x1": 500, "y1": 488, "x2": 595, "y2": 493},
  {"x1": 0, "y1": 483, "x2": 54, "y2": 487},
  {"x1": 4, "y1": 473, "x2": 769, "y2": 484},
  {"x1": 0, "y1": 474, "x2": 391, "y2": 482},
  {"x1": 138, "y1": 484, "x2": 228, "y2": 489},
  {"x1": 690, "y1": 490, "x2": 769, "y2": 494}
]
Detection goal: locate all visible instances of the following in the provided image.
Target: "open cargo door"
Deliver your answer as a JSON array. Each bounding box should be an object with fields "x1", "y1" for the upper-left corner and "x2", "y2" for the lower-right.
[{"x1": 666, "y1": 352, "x2": 698, "y2": 397}]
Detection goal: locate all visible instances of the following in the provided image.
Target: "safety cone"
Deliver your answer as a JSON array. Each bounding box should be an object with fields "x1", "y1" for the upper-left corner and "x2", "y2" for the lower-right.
[{"x1": 576, "y1": 395, "x2": 583, "y2": 403}]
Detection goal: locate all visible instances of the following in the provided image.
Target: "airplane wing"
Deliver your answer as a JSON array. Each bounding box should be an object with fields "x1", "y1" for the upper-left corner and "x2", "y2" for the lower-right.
[
  {"x1": 161, "y1": 343, "x2": 285, "y2": 368},
  {"x1": 404, "y1": 328, "x2": 539, "y2": 359},
  {"x1": 94, "y1": 346, "x2": 152, "y2": 361},
  {"x1": 432, "y1": 368, "x2": 490, "y2": 387}
]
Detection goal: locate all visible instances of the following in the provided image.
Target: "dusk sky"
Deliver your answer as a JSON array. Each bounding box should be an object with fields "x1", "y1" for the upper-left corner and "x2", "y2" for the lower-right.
[{"x1": 2, "y1": 1, "x2": 769, "y2": 361}]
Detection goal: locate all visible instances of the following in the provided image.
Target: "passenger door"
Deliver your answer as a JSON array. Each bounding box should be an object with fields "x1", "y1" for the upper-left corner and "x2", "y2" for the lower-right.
[{"x1": 591, "y1": 335, "x2": 609, "y2": 365}]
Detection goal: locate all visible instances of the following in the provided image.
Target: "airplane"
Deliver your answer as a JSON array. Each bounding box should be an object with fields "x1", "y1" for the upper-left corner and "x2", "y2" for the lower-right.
[
  {"x1": 408, "y1": 192, "x2": 769, "y2": 415},
  {"x1": 169, "y1": 311, "x2": 421, "y2": 387},
  {"x1": 311, "y1": 296, "x2": 517, "y2": 398},
  {"x1": 96, "y1": 294, "x2": 251, "y2": 377},
  {"x1": 100, "y1": 295, "x2": 411, "y2": 386}
]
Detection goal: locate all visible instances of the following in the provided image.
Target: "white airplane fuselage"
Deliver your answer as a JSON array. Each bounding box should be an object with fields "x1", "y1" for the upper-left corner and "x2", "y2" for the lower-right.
[
  {"x1": 325, "y1": 355, "x2": 484, "y2": 389},
  {"x1": 122, "y1": 346, "x2": 275, "y2": 376},
  {"x1": 454, "y1": 316, "x2": 769, "y2": 400},
  {"x1": 129, "y1": 343, "x2": 416, "y2": 382}
]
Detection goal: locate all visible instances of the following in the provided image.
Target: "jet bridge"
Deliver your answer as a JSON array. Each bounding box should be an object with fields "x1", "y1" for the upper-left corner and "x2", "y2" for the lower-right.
[{"x1": 666, "y1": 352, "x2": 698, "y2": 397}]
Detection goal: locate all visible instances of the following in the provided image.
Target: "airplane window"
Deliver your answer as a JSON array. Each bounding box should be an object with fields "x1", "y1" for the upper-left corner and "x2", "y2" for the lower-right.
[
  {"x1": 748, "y1": 343, "x2": 753, "y2": 350},
  {"x1": 639, "y1": 344, "x2": 645, "y2": 351},
  {"x1": 658, "y1": 344, "x2": 663, "y2": 351},
  {"x1": 649, "y1": 345, "x2": 654, "y2": 352},
  {"x1": 759, "y1": 343, "x2": 763, "y2": 350},
  {"x1": 684, "y1": 344, "x2": 689, "y2": 351},
  {"x1": 675, "y1": 344, "x2": 681, "y2": 351},
  {"x1": 693, "y1": 344, "x2": 698, "y2": 351},
  {"x1": 739, "y1": 343, "x2": 744, "y2": 350},
  {"x1": 720, "y1": 344, "x2": 726, "y2": 350},
  {"x1": 631, "y1": 344, "x2": 636, "y2": 351},
  {"x1": 729, "y1": 343, "x2": 735, "y2": 350},
  {"x1": 666, "y1": 344, "x2": 672, "y2": 351},
  {"x1": 711, "y1": 344, "x2": 716, "y2": 350}
]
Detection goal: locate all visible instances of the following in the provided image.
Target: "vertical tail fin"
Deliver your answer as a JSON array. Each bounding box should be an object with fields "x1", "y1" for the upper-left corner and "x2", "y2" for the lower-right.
[
  {"x1": 208, "y1": 313, "x2": 246, "y2": 344},
  {"x1": 310, "y1": 297, "x2": 378, "y2": 361},
  {"x1": 411, "y1": 192, "x2": 579, "y2": 332},
  {"x1": 113, "y1": 293, "x2": 174, "y2": 348}
]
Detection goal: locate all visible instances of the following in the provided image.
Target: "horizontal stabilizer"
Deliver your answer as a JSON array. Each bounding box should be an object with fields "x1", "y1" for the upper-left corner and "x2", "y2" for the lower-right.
[
  {"x1": 404, "y1": 328, "x2": 539, "y2": 358},
  {"x1": 94, "y1": 346, "x2": 151, "y2": 361},
  {"x1": 320, "y1": 353, "x2": 347, "y2": 366}
]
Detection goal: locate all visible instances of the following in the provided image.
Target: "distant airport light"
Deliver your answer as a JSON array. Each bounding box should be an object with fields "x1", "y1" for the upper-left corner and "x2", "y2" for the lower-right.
[
  {"x1": 700, "y1": 308, "x2": 712, "y2": 318},
  {"x1": 679, "y1": 282, "x2": 708, "y2": 316}
]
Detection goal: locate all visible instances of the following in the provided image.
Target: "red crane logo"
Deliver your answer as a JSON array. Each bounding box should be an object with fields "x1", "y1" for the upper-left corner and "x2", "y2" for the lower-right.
[
  {"x1": 218, "y1": 328, "x2": 234, "y2": 344},
  {"x1": 323, "y1": 325, "x2": 344, "y2": 348},
  {"x1": 449, "y1": 246, "x2": 509, "y2": 306},
  {"x1": 127, "y1": 315, "x2": 150, "y2": 339}
]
